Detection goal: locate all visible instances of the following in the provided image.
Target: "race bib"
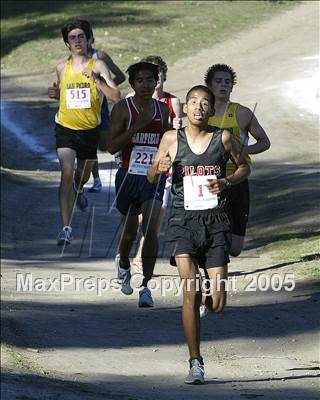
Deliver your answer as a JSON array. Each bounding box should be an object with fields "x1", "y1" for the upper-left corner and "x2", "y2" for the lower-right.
[
  {"x1": 128, "y1": 145, "x2": 158, "y2": 175},
  {"x1": 183, "y1": 175, "x2": 218, "y2": 210},
  {"x1": 66, "y1": 88, "x2": 91, "y2": 109}
]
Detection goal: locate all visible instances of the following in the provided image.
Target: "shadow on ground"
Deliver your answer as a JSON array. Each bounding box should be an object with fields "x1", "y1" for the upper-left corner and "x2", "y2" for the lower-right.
[
  {"x1": 1, "y1": 369, "x2": 319, "y2": 400},
  {"x1": 230, "y1": 253, "x2": 320, "y2": 277},
  {"x1": 1, "y1": 280, "x2": 319, "y2": 350}
]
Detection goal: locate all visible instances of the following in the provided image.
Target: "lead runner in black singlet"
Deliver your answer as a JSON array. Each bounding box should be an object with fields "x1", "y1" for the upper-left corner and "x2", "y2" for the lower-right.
[{"x1": 148, "y1": 85, "x2": 250, "y2": 385}]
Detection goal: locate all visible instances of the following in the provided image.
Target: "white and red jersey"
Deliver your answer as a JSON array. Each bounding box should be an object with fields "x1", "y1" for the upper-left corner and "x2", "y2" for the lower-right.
[{"x1": 117, "y1": 96, "x2": 164, "y2": 175}]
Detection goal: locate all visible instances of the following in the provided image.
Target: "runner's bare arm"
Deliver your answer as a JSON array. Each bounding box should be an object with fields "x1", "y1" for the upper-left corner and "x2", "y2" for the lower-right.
[
  {"x1": 223, "y1": 130, "x2": 250, "y2": 185},
  {"x1": 83, "y1": 59, "x2": 121, "y2": 103},
  {"x1": 171, "y1": 96, "x2": 183, "y2": 129},
  {"x1": 97, "y1": 50, "x2": 126, "y2": 85},
  {"x1": 48, "y1": 61, "x2": 65, "y2": 100},
  {"x1": 106, "y1": 100, "x2": 156, "y2": 154},
  {"x1": 95, "y1": 59, "x2": 121, "y2": 103},
  {"x1": 147, "y1": 130, "x2": 177, "y2": 183},
  {"x1": 207, "y1": 130, "x2": 250, "y2": 194},
  {"x1": 237, "y1": 105, "x2": 271, "y2": 155}
]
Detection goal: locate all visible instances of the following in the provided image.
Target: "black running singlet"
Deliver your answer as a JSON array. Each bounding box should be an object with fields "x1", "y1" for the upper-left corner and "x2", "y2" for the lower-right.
[{"x1": 171, "y1": 127, "x2": 228, "y2": 209}]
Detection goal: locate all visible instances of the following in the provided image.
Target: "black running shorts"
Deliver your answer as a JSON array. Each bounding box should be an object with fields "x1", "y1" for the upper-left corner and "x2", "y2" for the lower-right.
[
  {"x1": 55, "y1": 123, "x2": 99, "y2": 160},
  {"x1": 225, "y1": 179, "x2": 250, "y2": 236},
  {"x1": 167, "y1": 208, "x2": 231, "y2": 268}
]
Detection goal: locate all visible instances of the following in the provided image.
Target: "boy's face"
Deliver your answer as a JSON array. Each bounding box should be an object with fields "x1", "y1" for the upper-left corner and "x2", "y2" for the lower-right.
[
  {"x1": 184, "y1": 89, "x2": 213, "y2": 125},
  {"x1": 209, "y1": 71, "x2": 233, "y2": 98},
  {"x1": 66, "y1": 28, "x2": 88, "y2": 55},
  {"x1": 132, "y1": 70, "x2": 157, "y2": 99}
]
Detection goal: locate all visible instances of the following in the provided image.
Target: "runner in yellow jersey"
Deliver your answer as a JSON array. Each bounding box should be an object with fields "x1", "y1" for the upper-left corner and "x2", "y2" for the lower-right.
[
  {"x1": 204, "y1": 64, "x2": 270, "y2": 257},
  {"x1": 48, "y1": 20, "x2": 125, "y2": 193},
  {"x1": 49, "y1": 20, "x2": 120, "y2": 246}
]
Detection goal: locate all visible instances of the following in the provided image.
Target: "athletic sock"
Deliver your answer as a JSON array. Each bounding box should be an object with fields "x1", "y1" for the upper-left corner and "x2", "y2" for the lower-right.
[{"x1": 189, "y1": 356, "x2": 204, "y2": 367}]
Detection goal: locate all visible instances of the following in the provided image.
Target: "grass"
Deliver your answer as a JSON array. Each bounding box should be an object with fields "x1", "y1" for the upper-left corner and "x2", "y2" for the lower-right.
[
  {"x1": 1, "y1": 0, "x2": 298, "y2": 90},
  {"x1": 262, "y1": 231, "x2": 320, "y2": 280},
  {"x1": 1, "y1": 342, "x2": 46, "y2": 375}
]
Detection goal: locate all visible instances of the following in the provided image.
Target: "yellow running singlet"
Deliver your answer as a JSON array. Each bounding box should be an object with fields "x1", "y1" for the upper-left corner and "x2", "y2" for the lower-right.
[
  {"x1": 56, "y1": 58, "x2": 102, "y2": 130},
  {"x1": 208, "y1": 102, "x2": 252, "y2": 175}
]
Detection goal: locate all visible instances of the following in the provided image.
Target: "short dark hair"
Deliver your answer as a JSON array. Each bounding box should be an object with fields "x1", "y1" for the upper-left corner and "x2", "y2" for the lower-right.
[
  {"x1": 61, "y1": 20, "x2": 91, "y2": 44},
  {"x1": 204, "y1": 64, "x2": 237, "y2": 87},
  {"x1": 140, "y1": 55, "x2": 168, "y2": 81},
  {"x1": 126, "y1": 62, "x2": 159, "y2": 86},
  {"x1": 186, "y1": 85, "x2": 215, "y2": 109}
]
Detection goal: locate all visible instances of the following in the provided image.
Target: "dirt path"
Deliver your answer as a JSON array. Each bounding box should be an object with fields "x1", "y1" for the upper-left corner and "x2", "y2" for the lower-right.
[
  {"x1": 1, "y1": 2, "x2": 319, "y2": 400},
  {"x1": 166, "y1": 1, "x2": 319, "y2": 162}
]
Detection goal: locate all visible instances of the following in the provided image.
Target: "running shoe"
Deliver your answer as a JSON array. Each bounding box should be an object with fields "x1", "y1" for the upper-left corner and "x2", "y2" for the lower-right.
[
  {"x1": 116, "y1": 254, "x2": 133, "y2": 295},
  {"x1": 184, "y1": 358, "x2": 205, "y2": 385},
  {"x1": 87, "y1": 178, "x2": 102, "y2": 193},
  {"x1": 57, "y1": 226, "x2": 73, "y2": 246},
  {"x1": 199, "y1": 304, "x2": 208, "y2": 318},
  {"x1": 76, "y1": 188, "x2": 89, "y2": 211},
  {"x1": 138, "y1": 287, "x2": 154, "y2": 307}
]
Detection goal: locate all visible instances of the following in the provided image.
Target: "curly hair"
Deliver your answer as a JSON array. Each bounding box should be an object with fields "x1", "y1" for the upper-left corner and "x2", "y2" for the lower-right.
[
  {"x1": 140, "y1": 55, "x2": 168, "y2": 81},
  {"x1": 204, "y1": 64, "x2": 237, "y2": 87}
]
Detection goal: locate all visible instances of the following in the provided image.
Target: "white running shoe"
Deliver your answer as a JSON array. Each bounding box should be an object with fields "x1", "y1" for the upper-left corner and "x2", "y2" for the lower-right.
[
  {"x1": 199, "y1": 304, "x2": 208, "y2": 318},
  {"x1": 138, "y1": 287, "x2": 154, "y2": 307},
  {"x1": 57, "y1": 226, "x2": 73, "y2": 246},
  {"x1": 184, "y1": 358, "x2": 205, "y2": 385},
  {"x1": 115, "y1": 254, "x2": 133, "y2": 295}
]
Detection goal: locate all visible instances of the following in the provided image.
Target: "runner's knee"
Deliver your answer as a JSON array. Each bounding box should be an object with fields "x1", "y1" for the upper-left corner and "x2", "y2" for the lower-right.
[
  {"x1": 183, "y1": 285, "x2": 200, "y2": 306},
  {"x1": 229, "y1": 236, "x2": 244, "y2": 257},
  {"x1": 61, "y1": 167, "x2": 73, "y2": 183},
  {"x1": 229, "y1": 247, "x2": 242, "y2": 257}
]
